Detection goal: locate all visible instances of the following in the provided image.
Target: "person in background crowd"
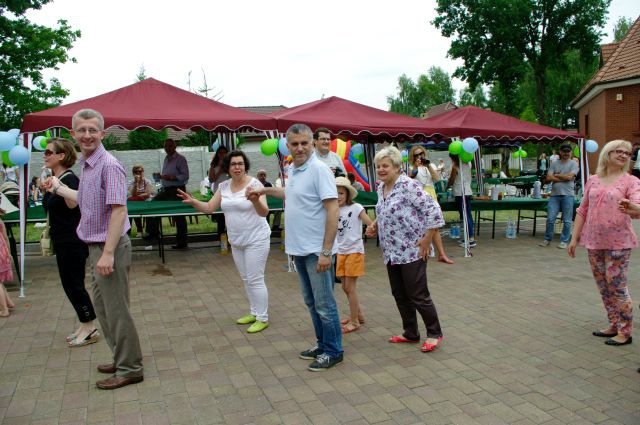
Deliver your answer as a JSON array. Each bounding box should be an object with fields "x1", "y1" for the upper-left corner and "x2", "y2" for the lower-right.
[
  {"x1": 537, "y1": 153, "x2": 548, "y2": 177},
  {"x1": 178, "y1": 150, "x2": 271, "y2": 333},
  {"x1": 409, "y1": 146, "x2": 453, "y2": 264},
  {"x1": 314, "y1": 127, "x2": 347, "y2": 177},
  {"x1": 127, "y1": 164, "x2": 156, "y2": 234},
  {"x1": 43, "y1": 137, "x2": 98, "y2": 347},
  {"x1": 549, "y1": 149, "x2": 559, "y2": 163},
  {"x1": 539, "y1": 144, "x2": 578, "y2": 249},
  {"x1": 256, "y1": 169, "x2": 273, "y2": 187},
  {"x1": 29, "y1": 176, "x2": 42, "y2": 204},
  {"x1": 347, "y1": 172, "x2": 365, "y2": 191},
  {"x1": 630, "y1": 142, "x2": 640, "y2": 179},
  {"x1": 569, "y1": 140, "x2": 640, "y2": 347},
  {"x1": 0, "y1": 202, "x2": 15, "y2": 318},
  {"x1": 208, "y1": 145, "x2": 229, "y2": 235},
  {"x1": 447, "y1": 153, "x2": 477, "y2": 248},
  {"x1": 145, "y1": 139, "x2": 190, "y2": 249},
  {"x1": 46, "y1": 108, "x2": 143, "y2": 390},
  {"x1": 365, "y1": 146, "x2": 445, "y2": 353}
]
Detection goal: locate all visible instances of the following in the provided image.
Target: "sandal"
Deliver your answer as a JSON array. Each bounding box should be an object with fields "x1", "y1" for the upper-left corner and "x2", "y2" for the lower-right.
[
  {"x1": 389, "y1": 335, "x2": 420, "y2": 343},
  {"x1": 341, "y1": 317, "x2": 365, "y2": 325},
  {"x1": 342, "y1": 322, "x2": 360, "y2": 334},
  {"x1": 68, "y1": 329, "x2": 99, "y2": 347},
  {"x1": 421, "y1": 336, "x2": 443, "y2": 352}
]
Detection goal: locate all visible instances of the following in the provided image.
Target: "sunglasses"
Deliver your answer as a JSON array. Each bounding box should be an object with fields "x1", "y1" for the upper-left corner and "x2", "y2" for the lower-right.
[
  {"x1": 44, "y1": 149, "x2": 58, "y2": 157},
  {"x1": 133, "y1": 169, "x2": 144, "y2": 174},
  {"x1": 414, "y1": 152, "x2": 425, "y2": 157}
]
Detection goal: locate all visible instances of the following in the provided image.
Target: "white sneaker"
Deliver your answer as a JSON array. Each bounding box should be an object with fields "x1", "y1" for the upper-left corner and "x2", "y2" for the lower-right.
[
  {"x1": 539, "y1": 240, "x2": 550, "y2": 247},
  {"x1": 558, "y1": 242, "x2": 568, "y2": 249}
]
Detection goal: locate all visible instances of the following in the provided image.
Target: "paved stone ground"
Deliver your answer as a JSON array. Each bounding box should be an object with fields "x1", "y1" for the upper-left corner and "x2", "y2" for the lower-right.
[{"x1": 1, "y1": 220, "x2": 639, "y2": 424}]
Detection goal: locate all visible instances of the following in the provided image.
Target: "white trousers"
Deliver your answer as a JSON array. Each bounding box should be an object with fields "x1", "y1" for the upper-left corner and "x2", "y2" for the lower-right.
[{"x1": 231, "y1": 238, "x2": 270, "y2": 322}]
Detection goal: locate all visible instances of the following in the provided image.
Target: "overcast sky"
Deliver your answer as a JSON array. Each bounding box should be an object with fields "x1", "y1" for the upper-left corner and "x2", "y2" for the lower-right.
[{"x1": 28, "y1": 0, "x2": 638, "y2": 111}]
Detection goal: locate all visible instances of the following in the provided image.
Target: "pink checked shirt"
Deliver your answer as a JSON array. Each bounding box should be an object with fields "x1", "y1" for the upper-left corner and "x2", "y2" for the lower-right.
[
  {"x1": 77, "y1": 144, "x2": 130, "y2": 243},
  {"x1": 576, "y1": 173, "x2": 640, "y2": 250}
]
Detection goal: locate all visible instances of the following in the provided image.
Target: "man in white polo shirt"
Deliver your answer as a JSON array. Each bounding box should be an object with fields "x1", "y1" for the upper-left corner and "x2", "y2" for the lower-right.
[{"x1": 247, "y1": 123, "x2": 342, "y2": 371}]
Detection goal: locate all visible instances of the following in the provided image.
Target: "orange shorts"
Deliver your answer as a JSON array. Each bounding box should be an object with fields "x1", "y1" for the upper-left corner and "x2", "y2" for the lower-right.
[{"x1": 336, "y1": 253, "x2": 365, "y2": 277}]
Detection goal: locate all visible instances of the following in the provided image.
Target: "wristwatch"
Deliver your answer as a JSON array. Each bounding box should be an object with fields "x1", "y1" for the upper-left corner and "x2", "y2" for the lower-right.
[{"x1": 321, "y1": 249, "x2": 332, "y2": 257}]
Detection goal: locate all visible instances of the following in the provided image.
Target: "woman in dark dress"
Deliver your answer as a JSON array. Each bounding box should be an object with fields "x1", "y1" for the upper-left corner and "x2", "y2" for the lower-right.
[{"x1": 42, "y1": 138, "x2": 98, "y2": 347}]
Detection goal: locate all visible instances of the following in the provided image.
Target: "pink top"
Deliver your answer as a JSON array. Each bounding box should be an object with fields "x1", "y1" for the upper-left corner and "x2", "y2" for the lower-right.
[
  {"x1": 576, "y1": 174, "x2": 640, "y2": 250},
  {"x1": 77, "y1": 145, "x2": 130, "y2": 243}
]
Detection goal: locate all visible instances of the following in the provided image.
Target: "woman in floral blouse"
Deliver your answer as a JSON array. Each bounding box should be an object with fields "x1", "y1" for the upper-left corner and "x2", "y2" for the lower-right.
[
  {"x1": 569, "y1": 140, "x2": 640, "y2": 346},
  {"x1": 365, "y1": 146, "x2": 445, "y2": 352}
]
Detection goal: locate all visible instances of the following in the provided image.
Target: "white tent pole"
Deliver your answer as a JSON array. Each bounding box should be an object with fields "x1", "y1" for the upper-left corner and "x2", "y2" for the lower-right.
[{"x1": 19, "y1": 132, "x2": 31, "y2": 297}]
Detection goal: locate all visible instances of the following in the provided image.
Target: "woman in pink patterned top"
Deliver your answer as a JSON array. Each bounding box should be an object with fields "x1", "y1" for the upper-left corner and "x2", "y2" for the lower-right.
[{"x1": 568, "y1": 140, "x2": 640, "y2": 346}]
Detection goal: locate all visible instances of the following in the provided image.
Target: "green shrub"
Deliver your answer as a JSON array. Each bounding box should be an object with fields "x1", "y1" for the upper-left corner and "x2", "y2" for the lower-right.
[{"x1": 127, "y1": 128, "x2": 168, "y2": 150}]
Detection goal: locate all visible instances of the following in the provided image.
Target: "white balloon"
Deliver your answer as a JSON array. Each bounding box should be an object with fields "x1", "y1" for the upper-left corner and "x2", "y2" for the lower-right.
[
  {"x1": 8, "y1": 145, "x2": 30, "y2": 166},
  {"x1": 0, "y1": 131, "x2": 16, "y2": 151},
  {"x1": 462, "y1": 137, "x2": 479, "y2": 153},
  {"x1": 585, "y1": 139, "x2": 598, "y2": 153},
  {"x1": 32, "y1": 136, "x2": 47, "y2": 151}
]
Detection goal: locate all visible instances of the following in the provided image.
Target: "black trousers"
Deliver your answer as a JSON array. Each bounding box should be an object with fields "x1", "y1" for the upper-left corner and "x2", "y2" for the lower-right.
[
  {"x1": 386, "y1": 259, "x2": 442, "y2": 340},
  {"x1": 146, "y1": 186, "x2": 188, "y2": 247},
  {"x1": 54, "y1": 239, "x2": 96, "y2": 323}
]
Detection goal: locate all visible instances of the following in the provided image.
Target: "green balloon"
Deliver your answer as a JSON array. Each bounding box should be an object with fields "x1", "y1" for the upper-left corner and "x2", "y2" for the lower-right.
[
  {"x1": 40, "y1": 138, "x2": 48, "y2": 149},
  {"x1": 512, "y1": 150, "x2": 520, "y2": 158},
  {"x1": 2, "y1": 150, "x2": 15, "y2": 167},
  {"x1": 260, "y1": 138, "x2": 278, "y2": 156},
  {"x1": 573, "y1": 146, "x2": 580, "y2": 157},
  {"x1": 459, "y1": 151, "x2": 474, "y2": 163},
  {"x1": 357, "y1": 153, "x2": 365, "y2": 164},
  {"x1": 519, "y1": 150, "x2": 528, "y2": 158},
  {"x1": 448, "y1": 140, "x2": 463, "y2": 155}
]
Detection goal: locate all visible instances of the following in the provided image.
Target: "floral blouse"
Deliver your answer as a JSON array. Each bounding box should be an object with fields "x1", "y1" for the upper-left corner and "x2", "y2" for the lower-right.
[
  {"x1": 576, "y1": 174, "x2": 640, "y2": 250},
  {"x1": 376, "y1": 174, "x2": 445, "y2": 265}
]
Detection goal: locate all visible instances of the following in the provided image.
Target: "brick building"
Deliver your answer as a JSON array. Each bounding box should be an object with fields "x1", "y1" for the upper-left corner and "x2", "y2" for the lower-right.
[{"x1": 571, "y1": 16, "x2": 640, "y2": 171}]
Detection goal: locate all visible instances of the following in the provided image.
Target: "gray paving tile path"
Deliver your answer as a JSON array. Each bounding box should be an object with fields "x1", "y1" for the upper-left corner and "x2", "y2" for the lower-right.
[{"x1": 1, "y1": 223, "x2": 639, "y2": 424}]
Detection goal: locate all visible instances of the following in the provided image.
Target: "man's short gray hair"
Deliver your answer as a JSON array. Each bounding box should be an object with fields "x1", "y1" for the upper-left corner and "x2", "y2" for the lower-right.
[
  {"x1": 374, "y1": 146, "x2": 403, "y2": 168},
  {"x1": 72, "y1": 109, "x2": 105, "y2": 130},
  {"x1": 286, "y1": 123, "x2": 313, "y2": 139}
]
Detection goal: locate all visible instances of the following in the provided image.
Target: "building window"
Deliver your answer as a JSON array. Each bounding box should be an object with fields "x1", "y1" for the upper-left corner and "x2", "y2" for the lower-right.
[{"x1": 585, "y1": 114, "x2": 589, "y2": 136}]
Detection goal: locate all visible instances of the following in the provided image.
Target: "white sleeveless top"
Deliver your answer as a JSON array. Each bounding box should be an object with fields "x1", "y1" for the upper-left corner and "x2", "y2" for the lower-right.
[
  {"x1": 452, "y1": 163, "x2": 473, "y2": 196},
  {"x1": 220, "y1": 177, "x2": 271, "y2": 247}
]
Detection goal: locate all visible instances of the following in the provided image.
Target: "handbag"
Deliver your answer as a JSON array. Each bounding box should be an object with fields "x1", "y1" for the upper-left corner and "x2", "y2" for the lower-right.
[{"x1": 40, "y1": 214, "x2": 54, "y2": 256}]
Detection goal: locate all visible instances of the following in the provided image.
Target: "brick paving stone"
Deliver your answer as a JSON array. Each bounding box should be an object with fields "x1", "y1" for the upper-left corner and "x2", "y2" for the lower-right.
[{"x1": 2, "y1": 230, "x2": 640, "y2": 424}]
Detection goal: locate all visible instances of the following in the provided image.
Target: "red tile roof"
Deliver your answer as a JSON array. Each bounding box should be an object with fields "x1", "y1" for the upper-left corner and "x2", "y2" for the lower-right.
[
  {"x1": 420, "y1": 102, "x2": 458, "y2": 119},
  {"x1": 238, "y1": 105, "x2": 287, "y2": 115},
  {"x1": 572, "y1": 16, "x2": 640, "y2": 107}
]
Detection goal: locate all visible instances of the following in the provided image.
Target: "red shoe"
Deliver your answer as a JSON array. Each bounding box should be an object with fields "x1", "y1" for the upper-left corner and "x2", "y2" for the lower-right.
[
  {"x1": 389, "y1": 335, "x2": 420, "y2": 343},
  {"x1": 421, "y1": 336, "x2": 443, "y2": 352}
]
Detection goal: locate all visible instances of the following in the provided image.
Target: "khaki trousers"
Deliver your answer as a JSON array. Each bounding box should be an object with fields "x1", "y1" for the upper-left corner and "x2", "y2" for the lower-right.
[{"x1": 89, "y1": 235, "x2": 143, "y2": 377}]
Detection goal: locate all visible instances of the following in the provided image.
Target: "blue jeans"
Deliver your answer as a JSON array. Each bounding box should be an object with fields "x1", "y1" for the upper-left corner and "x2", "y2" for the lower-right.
[
  {"x1": 544, "y1": 195, "x2": 574, "y2": 243},
  {"x1": 455, "y1": 196, "x2": 475, "y2": 237},
  {"x1": 293, "y1": 254, "x2": 343, "y2": 357}
]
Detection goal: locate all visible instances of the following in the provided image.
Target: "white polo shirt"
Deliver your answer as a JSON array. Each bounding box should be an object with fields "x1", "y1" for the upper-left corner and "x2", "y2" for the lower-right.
[{"x1": 284, "y1": 154, "x2": 338, "y2": 256}]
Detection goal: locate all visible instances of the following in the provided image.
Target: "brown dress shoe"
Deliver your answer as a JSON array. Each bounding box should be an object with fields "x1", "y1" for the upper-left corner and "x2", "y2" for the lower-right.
[
  {"x1": 96, "y1": 375, "x2": 143, "y2": 390},
  {"x1": 97, "y1": 363, "x2": 116, "y2": 374}
]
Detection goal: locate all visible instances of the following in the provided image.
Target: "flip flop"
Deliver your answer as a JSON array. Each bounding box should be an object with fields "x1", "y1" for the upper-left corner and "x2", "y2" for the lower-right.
[
  {"x1": 341, "y1": 318, "x2": 365, "y2": 325},
  {"x1": 68, "y1": 329, "x2": 99, "y2": 347},
  {"x1": 342, "y1": 322, "x2": 360, "y2": 334},
  {"x1": 389, "y1": 335, "x2": 420, "y2": 343},
  {"x1": 66, "y1": 333, "x2": 78, "y2": 342}
]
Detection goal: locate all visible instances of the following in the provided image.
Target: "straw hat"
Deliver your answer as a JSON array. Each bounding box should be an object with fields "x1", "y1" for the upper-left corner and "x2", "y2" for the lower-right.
[{"x1": 335, "y1": 176, "x2": 358, "y2": 200}]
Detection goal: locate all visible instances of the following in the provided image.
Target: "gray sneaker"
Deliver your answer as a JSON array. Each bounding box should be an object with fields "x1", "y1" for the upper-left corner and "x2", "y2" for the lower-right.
[
  {"x1": 558, "y1": 242, "x2": 568, "y2": 249},
  {"x1": 299, "y1": 346, "x2": 323, "y2": 360},
  {"x1": 307, "y1": 353, "x2": 343, "y2": 372},
  {"x1": 539, "y1": 240, "x2": 550, "y2": 247}
]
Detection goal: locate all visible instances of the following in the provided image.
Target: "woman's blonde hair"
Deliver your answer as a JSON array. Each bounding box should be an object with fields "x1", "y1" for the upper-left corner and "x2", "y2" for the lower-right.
[
  {"x1": 596, "y1": 139, "x2": 632, "y2": 177},
  {"x1": 374, "y1": 146, "x2": 402, "y2": 169},
  {"x1": 47, "y1": 137, "x2": 77, "y2": 168},
  {"x1": 408, "y1": 145, "x2": 428, "y2": 165}
]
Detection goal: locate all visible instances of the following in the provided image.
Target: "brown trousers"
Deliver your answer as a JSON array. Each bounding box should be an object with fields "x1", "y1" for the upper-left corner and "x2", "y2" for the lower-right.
[
  {"x1": 89, "y1": 235, "x2": 143, "y2": 377},
  {"x1": 386, "y1": 259, "x2": 442, "y2": 340}
]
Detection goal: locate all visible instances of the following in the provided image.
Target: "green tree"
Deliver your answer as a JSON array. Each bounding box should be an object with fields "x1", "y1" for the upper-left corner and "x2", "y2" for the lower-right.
[
  {"x1": 135, "y1": 64, "x2": 147, "y2": 82},
  {"x1": 613, "y1": 16, "x2": 633, "y2": 42},
  {"x1": 0, "y1": 0, "x2": 80, "y2": 129},
  {"x1": 127, "y1": 128, "x2": 168, "y2": 150},
  {"x1": 458, "y1": 85, "x2": 487, "y2": 108},
  {"x1": 433, "y1": 0, "x2": 610, "y2": 124},
  {"x1": 387, "y1": 66, "x2": 455, "y2": 117}
]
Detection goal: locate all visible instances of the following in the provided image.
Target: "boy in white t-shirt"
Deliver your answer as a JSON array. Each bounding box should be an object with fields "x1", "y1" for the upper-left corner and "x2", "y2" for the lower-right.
[{"x1": 335, "y1": 177, "x2": 373, "y2": 333}]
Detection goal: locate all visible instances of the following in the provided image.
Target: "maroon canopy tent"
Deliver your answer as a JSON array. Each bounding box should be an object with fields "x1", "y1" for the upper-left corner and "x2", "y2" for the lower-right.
[
  {"x1": 421, "y1": 105, "x2": 581, "y2": 142},
  {"x1": 21, "y1": 78, "x2": 276, "y2": 133},
  {"x1": 267, "y1": 96, "x2": 446, "y2": 141}
]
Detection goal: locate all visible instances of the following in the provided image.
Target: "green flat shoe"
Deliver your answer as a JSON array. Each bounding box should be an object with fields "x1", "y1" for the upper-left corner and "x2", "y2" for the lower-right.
[
  {"x1": 236, "y1": 314, "x2": 256, "y2": 325},
  {"x1": 247, "y1": 321, "x2": 269, "y2": 333}
]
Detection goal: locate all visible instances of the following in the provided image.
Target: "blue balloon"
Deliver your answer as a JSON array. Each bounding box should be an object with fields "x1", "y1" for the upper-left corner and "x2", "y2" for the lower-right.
[
  {"x1": 351, "y1": 143, "x2": 363, "y2": 156},
  {"x1": 0, "y1": 131, "x2": 17, "y2": 151},
  {"x1": 8, "y1": 145, "x2": 30, "y2": 166},
  {"x1": 8, "y1": 129, "x2": 20, "y2": 138},
  {"x1": 585, "y1": 139, "x2": 598, "y2": 153},
  {"x1": 462, "y1": 137, "x2": 479, "y2": 154},
  {"x1": 211, "y1": 140, "x2": 221, "y2": 152},
  {"x1": 278, "y1": 137, "x2": 289, "y2": 155}
]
